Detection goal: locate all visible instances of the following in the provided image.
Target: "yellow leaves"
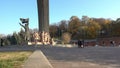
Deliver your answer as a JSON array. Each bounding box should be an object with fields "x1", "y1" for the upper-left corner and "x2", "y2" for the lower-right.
[
  {"x1": 105, "y1": 19, "x2": 111, "y2": 24},
  {"x1": 68, "y1": 16, "x2": 81, "y2": 34},
  {"x1": 88, "y1": 20, "x2": 101, "y2": 30}
]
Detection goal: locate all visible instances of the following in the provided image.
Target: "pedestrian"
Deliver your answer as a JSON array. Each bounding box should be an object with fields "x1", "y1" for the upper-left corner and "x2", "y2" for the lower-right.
[
  {"x1": 78, "y1": 39, "x2": 83, "y2": 48},
  {"x1": 102, "y1": 41, "x2": 105, "y2": 46},
  {"x1": 110, "y1": 40, "x2": 115, "y2": 46},
  {"x1": 119, "y1": 42, "x2": 120, "y2": 47}
]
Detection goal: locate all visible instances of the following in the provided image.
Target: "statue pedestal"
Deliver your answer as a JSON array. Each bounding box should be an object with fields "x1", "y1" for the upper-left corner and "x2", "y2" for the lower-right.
[{"x1": 28, "y1": 42, "x2": 43, "y2": 45}]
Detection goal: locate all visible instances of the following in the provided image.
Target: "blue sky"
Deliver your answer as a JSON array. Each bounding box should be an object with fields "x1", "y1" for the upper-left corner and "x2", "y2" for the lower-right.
[{"x1": 0, "y1": 0, "x2": 120, "y2": 35}]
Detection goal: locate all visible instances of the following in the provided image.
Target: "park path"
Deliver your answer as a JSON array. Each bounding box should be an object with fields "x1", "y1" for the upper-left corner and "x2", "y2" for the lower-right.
[{"x1": 22, "y1": 50, "x2": 53, "y2": 68}]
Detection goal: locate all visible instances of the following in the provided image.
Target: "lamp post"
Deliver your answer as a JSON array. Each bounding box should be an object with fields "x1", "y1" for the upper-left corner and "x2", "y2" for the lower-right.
[
  {"x1": 100, "y1": 30, "x2": 105, "y2": 38},
  {"x1": 96, "y1": 30, "x2": 100, "y2": 46},
  {"x1": 57, "y1": 27, "x2": 61, "y2": 40}
]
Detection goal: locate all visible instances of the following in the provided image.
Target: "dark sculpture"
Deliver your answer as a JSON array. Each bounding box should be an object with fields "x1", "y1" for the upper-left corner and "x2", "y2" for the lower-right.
[
  {"x1": 19, "y1": 18, "x2": 30, "y2": 41},
  {"x1": 20, "y1": 18, "x2": 29, "y2": 24}
]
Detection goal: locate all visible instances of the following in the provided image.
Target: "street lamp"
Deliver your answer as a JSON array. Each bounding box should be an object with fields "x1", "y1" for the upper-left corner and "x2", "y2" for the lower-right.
[{"x1": 100, "y1": 30, "x2": 105, "y2": 38}]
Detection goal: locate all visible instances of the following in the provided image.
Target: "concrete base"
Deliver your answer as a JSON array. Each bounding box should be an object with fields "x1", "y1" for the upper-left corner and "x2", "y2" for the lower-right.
[{"x1": 28, "y1": 42, "x2": 43, "y2": 45}]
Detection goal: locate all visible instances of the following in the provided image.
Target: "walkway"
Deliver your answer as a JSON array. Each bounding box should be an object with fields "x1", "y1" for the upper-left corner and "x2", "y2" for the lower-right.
[{"x1": 22, "y1": 50, "x2": 53, "y2": 68}]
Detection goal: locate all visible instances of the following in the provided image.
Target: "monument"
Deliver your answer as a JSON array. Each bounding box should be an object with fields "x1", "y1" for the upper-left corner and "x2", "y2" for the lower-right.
[
  {"x1": 19, "y1": 18, "x2": 30, "y2": 42},
  {"x1": 19, "y1": 0, "x2": 54, "y2": 45},
  {"x1": 36, "y1": 0, "x2": 52, "y2": 45},
  {"x1": 37, "y1": 0, "x2": 49, "y2": 32}
]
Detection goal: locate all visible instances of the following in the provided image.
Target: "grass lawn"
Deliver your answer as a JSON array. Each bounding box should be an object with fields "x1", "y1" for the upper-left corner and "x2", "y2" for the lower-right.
[{"x1": 0, "y1": 51, "x2": 33, "y2": 68}]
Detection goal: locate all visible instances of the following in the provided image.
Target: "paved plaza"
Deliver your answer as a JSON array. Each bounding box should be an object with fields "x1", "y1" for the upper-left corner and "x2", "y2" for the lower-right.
[
  {"x1": 40, "y1": 46, "x2": 120, "y2": 68},
  {"x1": 0, "y1": 45, "x2": 120, "y2": 68}
]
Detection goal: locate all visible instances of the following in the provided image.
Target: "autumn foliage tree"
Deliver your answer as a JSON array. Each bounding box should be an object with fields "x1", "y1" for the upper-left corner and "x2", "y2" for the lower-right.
[
  {"x1": 68, "y1": 16, "x2": 81, "y2": 39},
  {"x1": 86, "y1": 19, "x2": 101, "y2": 38},
  {"x1": 49, "y1": 24, "x2": 58, "y2": 38}
]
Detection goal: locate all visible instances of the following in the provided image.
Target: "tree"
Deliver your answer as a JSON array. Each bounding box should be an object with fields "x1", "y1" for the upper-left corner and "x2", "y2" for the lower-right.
[
  {"x1": 116, "y1": 18, "x2": 120, "y2": 23},
  {"x1": 68, "y1": 16, "x2": 81, "y2": 39},
  {"x1": 82, "y1": 16, "x2": 89, "y2": 24},
  {"x1": 111, "y1": 18, "x2": 120, "y2": 36},
  {"x1": 4, "y1": 37, "x2": 11, "y2": 45},
  {"x1": 10, "y1": 32, "x2": 18, "y2": 45},
  {"x1": 86, "y1": 19, "x2": 101, "y2": 38},
  {"x1": 49, "y1": 24, "x2": 58, "y2": 38},
  {"x1": 59, "y1": 20, "x2": 68, "y2": 32},
  {"x1": 92, "y1": 18, "x2": 112, "y2": 38}
]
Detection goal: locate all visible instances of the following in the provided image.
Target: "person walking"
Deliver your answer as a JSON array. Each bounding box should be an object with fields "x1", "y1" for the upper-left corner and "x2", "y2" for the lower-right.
[{"x1": 78, "y1": 39, "x2": 83, "y2": 48}]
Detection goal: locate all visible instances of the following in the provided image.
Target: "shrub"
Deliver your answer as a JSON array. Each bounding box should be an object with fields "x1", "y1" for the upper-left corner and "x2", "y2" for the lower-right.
[{"x1": 62, "y1": 32, "x2": 71, "y2": 44}]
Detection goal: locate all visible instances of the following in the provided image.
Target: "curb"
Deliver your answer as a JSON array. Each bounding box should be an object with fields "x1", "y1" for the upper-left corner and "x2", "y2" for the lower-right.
[{"x1": 39, "y1": 50, "x2": 53, "y2": 68}]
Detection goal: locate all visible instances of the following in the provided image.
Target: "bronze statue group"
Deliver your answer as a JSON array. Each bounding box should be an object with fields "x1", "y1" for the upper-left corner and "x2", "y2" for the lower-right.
[
  {"x1": 32, "y1": 31, "x2": 53, "y2": 45},
  {"x1": 19, "y1": 21, "x2": 53, "y2": 45},
  {"x1": 19, "y1": 18, "x2": 54, "y2": 45}
]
